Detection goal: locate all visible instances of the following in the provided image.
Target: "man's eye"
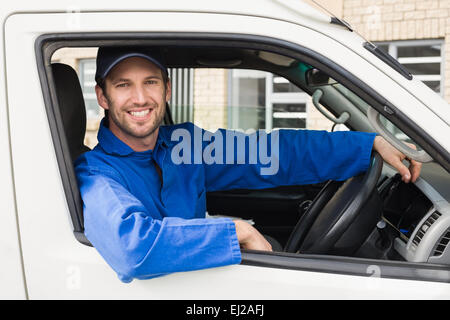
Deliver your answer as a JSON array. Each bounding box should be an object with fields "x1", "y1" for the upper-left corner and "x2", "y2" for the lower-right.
[
  {"x1": 116, "y1": 83, "x2": 128, "y2": 88},
  {"x1": 145, "y1": 80, "x2": 158, "y2": 85}
]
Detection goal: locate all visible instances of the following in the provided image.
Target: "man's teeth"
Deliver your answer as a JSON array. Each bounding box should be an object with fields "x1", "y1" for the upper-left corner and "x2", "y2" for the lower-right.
[{"x1": 130, "y1": 110, "x2": 150, "y2": 117}]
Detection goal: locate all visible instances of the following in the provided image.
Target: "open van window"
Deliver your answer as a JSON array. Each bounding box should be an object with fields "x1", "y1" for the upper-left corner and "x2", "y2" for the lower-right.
[{"x1": 34, "y1": 33, "x2": 450, "y2": 286}]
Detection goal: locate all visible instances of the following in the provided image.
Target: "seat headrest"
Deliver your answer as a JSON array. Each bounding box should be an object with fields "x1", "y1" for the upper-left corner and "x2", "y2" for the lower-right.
[{"x1": 51, "y1": 63, "x2": 90, "y2": 161}]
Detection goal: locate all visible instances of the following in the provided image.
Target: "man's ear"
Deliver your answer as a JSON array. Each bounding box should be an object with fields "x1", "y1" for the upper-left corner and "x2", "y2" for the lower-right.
[
  {"x1": 95, "y1": 84, "x2": 110, "y2": 111},
  {"x1": 165, "y1": 79, "x2": 172, "y2": 102}
]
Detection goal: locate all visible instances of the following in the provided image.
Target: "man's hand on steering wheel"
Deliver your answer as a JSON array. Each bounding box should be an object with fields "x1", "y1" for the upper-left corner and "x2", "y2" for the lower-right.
[{"x1": 373, "y1": 136, "x2": 422, "y2": 183}]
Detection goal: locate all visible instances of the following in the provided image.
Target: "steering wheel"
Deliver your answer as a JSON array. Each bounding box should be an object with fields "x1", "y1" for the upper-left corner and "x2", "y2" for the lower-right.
[{"x1": 284, "y1": 151, "x2": 384, "y2": 255}]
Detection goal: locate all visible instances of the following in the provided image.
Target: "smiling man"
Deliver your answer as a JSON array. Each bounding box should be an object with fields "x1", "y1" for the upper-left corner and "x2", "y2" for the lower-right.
[
  {"x1": 74, "y1": 46, "x2": 421, "y2": 283},
  {"x1": 95, "y1": 53, "x2": 169, "y2": 152}
]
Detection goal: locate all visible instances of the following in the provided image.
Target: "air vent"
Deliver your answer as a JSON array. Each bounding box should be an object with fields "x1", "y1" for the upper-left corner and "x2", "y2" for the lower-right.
[
  {"x1": 432, "y1": 228, "x2": 450, "y2": 257},
  {"x1": 412, "y1": 211, "x2": 441, "y2": 248}
]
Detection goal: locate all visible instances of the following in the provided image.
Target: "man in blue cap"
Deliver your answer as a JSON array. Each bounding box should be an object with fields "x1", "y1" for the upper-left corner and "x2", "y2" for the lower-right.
[{"x1": 74, "y1": 46, "x2": 422, "y2": 283}]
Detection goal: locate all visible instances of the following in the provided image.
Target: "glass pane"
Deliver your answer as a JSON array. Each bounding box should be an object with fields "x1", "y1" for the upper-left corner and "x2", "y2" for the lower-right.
[
  {"x1": 228, "y1": 68, "x2": 344, "y2": 132},
  {"x1": 273, "y1": 103, "x2": 306, "y2": 113},
  {"x1": 229, "y1": 70, "x2": 267, "y2": 130},
  {"x1": 272, "y1": 103, "x2": 306, "y2": 129},
  {"x1": 234, "y1": 78, "x2": 266, "y2": 107},
  {"x1": 273, "y1": 76, "x2": 303, "y2": 93},
  {"x1": 398, "y1": 45, "x2": 441, "y2": 58},
  {"x1": 423, "y1": 81, "x2": 441, "y2": 93},
  {"x1": 228, "y1": 106, "x2": 266, "y2": 131},
  {"x1": 401, "y1": 63, "x2": 440, "y2": 75},
  {"x1": 273, "y1": 118, "x2": 306, "y2": 129}
]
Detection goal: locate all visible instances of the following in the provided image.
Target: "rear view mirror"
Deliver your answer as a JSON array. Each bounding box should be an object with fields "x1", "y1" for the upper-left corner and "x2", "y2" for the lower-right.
[{"x1": 305, "y1": 68, "x2": 337, "y2": 87}]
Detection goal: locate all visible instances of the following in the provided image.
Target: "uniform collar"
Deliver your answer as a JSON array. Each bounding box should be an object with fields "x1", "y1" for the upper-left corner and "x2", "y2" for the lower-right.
[
  {"x1": 156, "y1": 124, "x2": 177, "y2": 148},
  {"x1": 97, "y1": 117, "x2": 175, "y2": 156}
]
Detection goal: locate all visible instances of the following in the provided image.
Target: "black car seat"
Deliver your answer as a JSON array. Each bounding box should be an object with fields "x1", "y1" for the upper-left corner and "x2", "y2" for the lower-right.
[
  {"x1": 51, "y1": 63, "x2": 92, "y2": 245},
  {"x1": 51, "y1": 63, "x2": 91, "y2": 162}
]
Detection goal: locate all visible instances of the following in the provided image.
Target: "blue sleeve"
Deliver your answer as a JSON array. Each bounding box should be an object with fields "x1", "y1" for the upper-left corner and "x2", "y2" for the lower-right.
[
  {"x1": 75, "y1": 163, "x2": 241, "y2": 283},
  {"x1": 203, "y1": 128, "x2": 377, "y2": 191}
]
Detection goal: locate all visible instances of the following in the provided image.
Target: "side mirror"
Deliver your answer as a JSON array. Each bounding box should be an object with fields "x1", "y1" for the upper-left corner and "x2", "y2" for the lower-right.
[{"x1": 305, "y1": 68, "x2": 337, "y2": 87}]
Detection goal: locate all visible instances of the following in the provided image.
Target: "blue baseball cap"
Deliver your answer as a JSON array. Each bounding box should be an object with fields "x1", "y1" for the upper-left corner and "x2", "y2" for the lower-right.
[{"x1": 95, "y1": 46, "x2": 168, "y2": 84}]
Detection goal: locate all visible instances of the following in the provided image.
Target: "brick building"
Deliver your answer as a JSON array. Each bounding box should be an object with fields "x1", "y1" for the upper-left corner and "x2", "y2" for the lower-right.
[
  {"x1": 52, "y1": 0, "x2": 450, "y2": 147},
  {"x1": 337, "y1": 0, "x2": 449, "y2": 102}
]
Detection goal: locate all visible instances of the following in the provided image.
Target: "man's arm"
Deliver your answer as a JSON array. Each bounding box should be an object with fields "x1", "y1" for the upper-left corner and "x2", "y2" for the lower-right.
[
  {"x1": 202, "y1": 127, "x2": 377, "y2": 191},
  {"x1": 200, "y1": 127, "x2": 421, "y2": 190},
  {"x1": 75, "y1": 164, "x2": 242, "y2": 283}
]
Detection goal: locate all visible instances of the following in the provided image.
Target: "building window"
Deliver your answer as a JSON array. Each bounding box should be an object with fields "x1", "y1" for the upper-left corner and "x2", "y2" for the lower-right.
[
  {"x1": 78, "y1": 58, "x2": 100, "y2": 118},
  {"x1": 376, "y1": 40, "x2": 444, "y2": 96},
  {"x1": 228, "y1": 70, "x2": 309, "y2": 131},
  {"x1": 228, "y1": 69, "x2": 266, "y2": 130}
]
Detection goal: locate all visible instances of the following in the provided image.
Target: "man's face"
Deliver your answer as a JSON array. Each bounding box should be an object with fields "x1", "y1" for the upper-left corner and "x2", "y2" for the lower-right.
[{"x1": 96, "y1": 57, "x2": 171, "y2": 149}]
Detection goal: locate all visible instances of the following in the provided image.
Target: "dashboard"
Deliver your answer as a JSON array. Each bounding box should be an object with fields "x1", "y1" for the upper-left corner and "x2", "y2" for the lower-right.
[{"x1": 380, "y1": 163, "x2": 450, "y2": 265}]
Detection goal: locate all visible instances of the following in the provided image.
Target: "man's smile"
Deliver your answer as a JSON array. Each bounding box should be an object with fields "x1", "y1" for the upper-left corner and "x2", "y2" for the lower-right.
[{"x1": 127, "y1": 108, "x2": 154, "y2": 120}]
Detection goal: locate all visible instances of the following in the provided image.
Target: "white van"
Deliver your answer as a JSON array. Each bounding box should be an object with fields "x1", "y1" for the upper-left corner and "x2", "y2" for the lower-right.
[{"x1": 1, "y1": 0, "x2": 450, "y2": 299}]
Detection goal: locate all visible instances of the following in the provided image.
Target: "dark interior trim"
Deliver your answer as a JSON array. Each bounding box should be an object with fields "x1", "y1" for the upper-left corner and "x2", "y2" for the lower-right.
[
  {"x1": 35, "y1": 31, "x2": 450, "y2": 281},
  {"x1": 363, "y1": 42, "x2": 413, "y2": 80}
]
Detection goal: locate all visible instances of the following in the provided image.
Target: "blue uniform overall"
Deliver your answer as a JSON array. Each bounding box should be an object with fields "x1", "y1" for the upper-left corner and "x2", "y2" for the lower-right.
[{"x1": 74, "y1": 119, "x2": 376, "y2": 282}]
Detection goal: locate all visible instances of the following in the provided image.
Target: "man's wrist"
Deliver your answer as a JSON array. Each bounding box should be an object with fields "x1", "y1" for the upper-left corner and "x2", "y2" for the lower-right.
[
  {"x1": 233, "y1": 220, "x2": 252, "y2": 244},
  {"x1": 372, "y1": 135, "x2": 382, "y2": 153}
]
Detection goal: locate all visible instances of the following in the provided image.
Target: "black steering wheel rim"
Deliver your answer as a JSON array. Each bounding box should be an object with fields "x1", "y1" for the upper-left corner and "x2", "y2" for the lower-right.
[{"x1": 284, "y1": 151, "x2": 384, "y2": 254}]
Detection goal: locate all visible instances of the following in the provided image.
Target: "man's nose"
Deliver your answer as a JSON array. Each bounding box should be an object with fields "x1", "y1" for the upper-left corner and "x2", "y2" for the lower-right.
[{"x1": 130, "y1": 85, "x2": 147, "y2": 105}]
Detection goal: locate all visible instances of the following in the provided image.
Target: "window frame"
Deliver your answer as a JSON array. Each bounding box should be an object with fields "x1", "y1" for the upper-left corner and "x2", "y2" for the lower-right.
[{"x1": 35, "y1": 32, "x2": 450, "y2": 283}]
